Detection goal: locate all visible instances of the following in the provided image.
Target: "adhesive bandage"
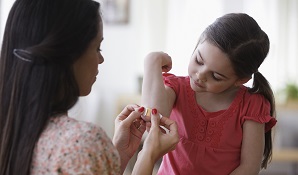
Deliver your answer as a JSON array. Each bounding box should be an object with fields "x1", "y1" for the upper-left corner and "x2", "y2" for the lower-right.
[{"x1": 141, "y1": 107, "x2": 163, "y2": 119}]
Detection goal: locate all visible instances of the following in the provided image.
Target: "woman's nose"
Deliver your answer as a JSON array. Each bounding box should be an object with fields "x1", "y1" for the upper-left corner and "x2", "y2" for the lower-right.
[{"x1": 98, "y1": 55, "x2": 104, "y2": 64}]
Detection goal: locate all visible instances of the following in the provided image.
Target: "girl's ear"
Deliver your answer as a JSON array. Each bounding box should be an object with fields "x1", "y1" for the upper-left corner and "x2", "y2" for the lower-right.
[{"x1": 235, "y1": 77, "x2": 251, "y2": 86}]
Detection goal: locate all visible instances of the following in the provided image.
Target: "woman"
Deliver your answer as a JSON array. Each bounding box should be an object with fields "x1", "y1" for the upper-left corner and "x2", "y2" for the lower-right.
[{"x1": 0, "y1": 0, "x2": 179, "y2": 174}]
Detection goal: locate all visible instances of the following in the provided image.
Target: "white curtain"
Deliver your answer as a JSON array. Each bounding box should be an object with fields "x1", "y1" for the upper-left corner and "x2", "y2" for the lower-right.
[
  {"x1": 0, "y1": 0, "x2": 14, "y2": 44},
  {"x1": 163, "y1": 0, "x2": 298, "y2": 93},
  {"x1": 275, "y1": 0, "x2": 298, "y2": 85}
]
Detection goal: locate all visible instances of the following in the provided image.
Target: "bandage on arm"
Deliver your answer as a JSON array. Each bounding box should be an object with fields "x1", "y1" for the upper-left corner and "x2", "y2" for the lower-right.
[{"x1": 141, "y1": 107, "x2": 162, "y2": 121}]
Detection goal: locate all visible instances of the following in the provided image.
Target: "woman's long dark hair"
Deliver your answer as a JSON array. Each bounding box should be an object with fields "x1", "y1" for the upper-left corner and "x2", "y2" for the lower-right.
[
  {"x1": 0, "y1": 0, "x2": 101, "y2": 174},
  {"x1": 198, "y1": 13, "x2": 276, "y2": 169}
]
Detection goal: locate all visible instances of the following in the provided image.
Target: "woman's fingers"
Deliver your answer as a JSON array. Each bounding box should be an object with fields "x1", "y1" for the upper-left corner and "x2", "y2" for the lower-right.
[
  {"x1": 116, "y1": 105, "x2": 144, "y2": 123},
  {"x1": 160, "y1": 117, "x2": 178, "y2": 135},
  {"x1": 116, "y1": 104, "x2": 138, "y2": 119},
  {"x1": 159, "y1": 116, "x2": 179, "y2": 147},
  {"x1": 150, "y1": 109, "x2": 160, "y2": 128}
]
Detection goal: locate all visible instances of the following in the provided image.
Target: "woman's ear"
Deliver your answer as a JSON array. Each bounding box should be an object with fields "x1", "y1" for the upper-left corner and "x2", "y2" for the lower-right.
[{"x1": 235, "y1": 77, "x2": 251, "y2": 86}]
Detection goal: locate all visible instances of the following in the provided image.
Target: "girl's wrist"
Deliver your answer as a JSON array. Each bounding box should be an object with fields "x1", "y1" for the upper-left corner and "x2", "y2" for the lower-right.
[{"x1": 144, "y1": 53, "x2": 163, "y2": 65}]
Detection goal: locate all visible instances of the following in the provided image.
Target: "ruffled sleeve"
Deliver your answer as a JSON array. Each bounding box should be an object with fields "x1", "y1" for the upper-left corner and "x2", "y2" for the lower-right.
[
  {"x1": 163, "y1": 73, "x2": 180, "y2": 94},
  {"x1": 240, "y1": 93, "x2": 277, "y2": 132}
]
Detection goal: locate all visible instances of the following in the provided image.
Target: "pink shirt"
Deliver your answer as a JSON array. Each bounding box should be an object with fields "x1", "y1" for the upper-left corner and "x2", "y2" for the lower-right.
[
  {"x1": 31, "y1": 115, "x2": 120, "y2": 175},
  {"x1": 157, "y1": 73, "x2": 277, "y2": 175}
]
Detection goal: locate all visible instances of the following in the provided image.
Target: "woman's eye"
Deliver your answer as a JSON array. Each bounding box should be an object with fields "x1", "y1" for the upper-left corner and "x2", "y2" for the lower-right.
[{"x1": 97, "y1": 47, "x2": 102, "y2": 52}]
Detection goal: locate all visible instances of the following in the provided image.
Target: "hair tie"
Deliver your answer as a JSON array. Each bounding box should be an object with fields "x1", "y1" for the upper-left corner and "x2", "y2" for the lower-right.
[{"x1": 13, "y1": 49, "x2": 33, "y2": 63}]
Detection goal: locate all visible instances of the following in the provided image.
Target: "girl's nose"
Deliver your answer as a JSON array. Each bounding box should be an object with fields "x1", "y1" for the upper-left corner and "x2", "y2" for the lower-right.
[{"x1": 196, "y1": 72, "x2": 207, "y2": 82}]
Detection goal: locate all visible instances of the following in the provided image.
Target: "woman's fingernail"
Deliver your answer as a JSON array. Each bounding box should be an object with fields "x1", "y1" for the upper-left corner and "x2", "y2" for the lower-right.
[
  {"x1": 152, "y1": 108, "x2": 157, "y2": 115},
  {"x1": 138, "y1": 107, "x2": 145, "y2": 112}
]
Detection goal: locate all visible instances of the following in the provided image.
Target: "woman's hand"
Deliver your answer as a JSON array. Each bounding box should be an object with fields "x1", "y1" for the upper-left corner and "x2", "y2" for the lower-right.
[
  {"x1": 132, "y1": 109, "x2": 179, "y2": 175},
  {"x1": 112, "y1": 104, "x2": 146, "y2": 173}
]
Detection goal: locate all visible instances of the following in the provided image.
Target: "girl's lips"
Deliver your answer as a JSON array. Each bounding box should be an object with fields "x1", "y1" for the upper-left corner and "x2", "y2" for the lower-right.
[{"x1": 194, "y1": 80, "x2": 205, "y2": 88}]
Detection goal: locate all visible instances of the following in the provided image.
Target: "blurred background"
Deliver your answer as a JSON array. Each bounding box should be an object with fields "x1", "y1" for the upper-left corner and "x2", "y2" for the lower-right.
[{"x1": 1, "y1": 0, "x2": 298, "y2": 174}]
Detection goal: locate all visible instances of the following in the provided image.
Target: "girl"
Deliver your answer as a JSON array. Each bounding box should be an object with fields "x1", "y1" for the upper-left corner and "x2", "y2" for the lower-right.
[{"x1": 141, "y1": 13, "x2": 277, "y2": 175}]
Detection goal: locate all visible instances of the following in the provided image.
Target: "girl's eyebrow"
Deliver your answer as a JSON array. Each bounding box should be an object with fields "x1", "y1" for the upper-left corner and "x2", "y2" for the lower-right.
[
  {"x1": 197, "y1": 49, "x2": 228, "y2": 79},
  {"x1": 197, "y1": 50, "x2": 204, "y2": 61},
  {"x1": 215, "y1": 72, "x2": 228, "y2": 79}
]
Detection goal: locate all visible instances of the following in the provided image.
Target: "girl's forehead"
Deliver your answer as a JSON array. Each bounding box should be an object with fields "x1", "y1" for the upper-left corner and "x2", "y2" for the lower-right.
[{"x1": 196, "y1": 42, "x2": 236, "y2": 76}]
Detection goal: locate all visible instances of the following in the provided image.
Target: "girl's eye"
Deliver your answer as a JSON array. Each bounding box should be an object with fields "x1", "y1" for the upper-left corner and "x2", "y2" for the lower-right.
[
  {"x1": 212, "y1": 74, "x2": 222, "y2": 81},
  {"x1": 97, "y1": 47, "x2": 102, "y2": 52},
  {"x1": 195, "y1": 58, "x2": 203, "y2": 65}
]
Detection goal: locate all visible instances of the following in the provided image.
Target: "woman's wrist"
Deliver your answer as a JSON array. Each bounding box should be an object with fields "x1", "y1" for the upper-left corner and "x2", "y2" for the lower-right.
[
  {"x1": 113, "y1": 142, "x2": 131, "y2": 174},
  {"x1": 132, "y1": 151, "x2": 155, "y2": 175},
  {"x1": 118, "y1": 151, "x2": 131, "y2": 174}
]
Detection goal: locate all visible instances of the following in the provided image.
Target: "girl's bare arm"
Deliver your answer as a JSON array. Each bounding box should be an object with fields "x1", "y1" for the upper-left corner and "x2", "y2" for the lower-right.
[{"x1": 141, "y1": 52, "x2": 176, "y2": 120}]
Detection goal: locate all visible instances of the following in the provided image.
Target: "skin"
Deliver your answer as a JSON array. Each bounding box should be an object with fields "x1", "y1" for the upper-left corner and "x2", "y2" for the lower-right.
[
  {"x1": 73, "y1": 22, "x2": 104, "y2": 96},
  {"x1": 114, "y1": 105, "x2": 179, "y2": 175},
  {"x1": 188, "y1": 41, "x2": 249, "y2": 112},
  {"x1": 72, "y1": 21, "x2": 179, "y2": 174},
  {"x1": 141, "y1": 41, "x2": 265, "y2": 174}
]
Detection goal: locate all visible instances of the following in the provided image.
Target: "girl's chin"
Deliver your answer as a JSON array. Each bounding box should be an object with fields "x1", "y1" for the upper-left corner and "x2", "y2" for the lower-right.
[{"x1": 190, "y1": 82, "x2": 205, "y2": 92}]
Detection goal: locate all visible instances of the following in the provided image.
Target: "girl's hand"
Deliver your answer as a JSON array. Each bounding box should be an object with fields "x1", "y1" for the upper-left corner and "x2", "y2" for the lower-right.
[
  {"x1": 145, "y1": 52, "x2": 172, "y2": 73},
  {"x1": 112, "y1": 104, "x2": 146, "y2": 173}
]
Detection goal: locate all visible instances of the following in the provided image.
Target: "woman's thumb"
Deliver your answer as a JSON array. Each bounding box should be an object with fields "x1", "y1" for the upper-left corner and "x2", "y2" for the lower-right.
[{"x1": 150, "y1": 108, "x2": 160, "y2": 128}]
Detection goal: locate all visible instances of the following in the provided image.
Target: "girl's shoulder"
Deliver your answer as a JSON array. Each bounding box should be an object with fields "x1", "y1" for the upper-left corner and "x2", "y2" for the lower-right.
[
  {"x1": 241, "y1": 86, "x2": 269, "y2": 105},
  {"x1": 162, "y1": 73, "x2": 189, "y2": 85},
  {"x1": 231, "y1": 86, "x2": 271, "y2": 116},
  {"x1": 162, "y1": 73, "x2": 188, "y2": 80},
  {"x1": 239, "y1": 87, "x2": 276, "y2": 131}
]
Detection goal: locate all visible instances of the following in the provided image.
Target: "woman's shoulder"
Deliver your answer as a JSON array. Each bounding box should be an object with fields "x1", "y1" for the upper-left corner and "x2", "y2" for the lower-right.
[
  {"x1": 45, "y1": 115, "x2": 112, "y2": 148},
  {"x1": 31, "y1": 115, "x2": 120, "y2": 174}
]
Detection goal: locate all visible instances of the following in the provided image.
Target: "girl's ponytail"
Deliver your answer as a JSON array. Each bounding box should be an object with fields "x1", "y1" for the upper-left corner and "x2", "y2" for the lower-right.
[
  {"x1": 250, "y1": 71, "x2": 276, "y2": 117},
  {"x1": 249, "y1": 71, "x2": 276, "y2": 168}
]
